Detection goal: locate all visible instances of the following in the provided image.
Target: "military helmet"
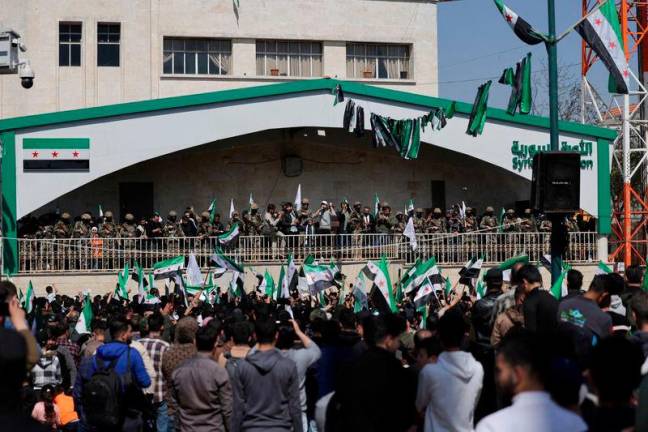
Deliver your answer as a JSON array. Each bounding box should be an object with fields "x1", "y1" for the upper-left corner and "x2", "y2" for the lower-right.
[
  {"x1": 81, "y1": 213, "x2": 92, "y2": 221},
  {"x1": 415, "y1": 208, "x2": 423, "y2": 213},
  {"x1": 125, "y1": 213, "x2": 135, "y2": 221},
  {"x1": 524, "y1": 208, "x2": 532, "y2": 215},
  {"x1": 433, "y1": 208, "x2": 442, "y2": 214},
  {"x1": 201, "y1": 211, "x2": 210, "y2": 219},
  {"x1": 168, "y1": 210, "x2": 177, "y2": 218},
  {"x1": 381, "y1": 202, "x2": 390, "y2": 208},
  {"x1": 104, "y1": 211, "x2": 113, "y2": 218},
  {"x1": 396, "y1": 211, "x2": 404, "y2": 216},
  {"x1": 354, "y1": 201, "x2": 361, "y2": 206},
  {"x1": 506, "y1": 209, "x2": 515, "y2": 215},
  {"x1": 302, "y1": 198, "x2": 310, "y2": 204},
  {"x1": 485, "y1": 206, "x2": 494, "y2": 213},
  {"x1": 251, "y1": 203, "x2": 259, "y2": 210},
  {"x1": 61, "y1": 212, "x2": 71, "y2": 220}
]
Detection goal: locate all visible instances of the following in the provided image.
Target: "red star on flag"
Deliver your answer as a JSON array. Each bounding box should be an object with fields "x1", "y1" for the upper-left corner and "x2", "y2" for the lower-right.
[
  {"x1": 72, "y1": 151, "x2": 79, "y2": 158},
  {"x1": 609, "y1": 41, "x2": 616, "y2": 49},
  {"x1": 52, "y1": 151, "x2": 59, "y2": 158},
  {"x1": 623, "y1": 69, "x2": 630, "y2": 77},
  {"x1": 594, "y1": 18, "x2": 602, "y2": 26},
  {"x1": 505, "y1": 14, "x2": 513, "y2": 23},
  {"x1": 31, "y1": 151, "x2": 39, "y2": 158}
]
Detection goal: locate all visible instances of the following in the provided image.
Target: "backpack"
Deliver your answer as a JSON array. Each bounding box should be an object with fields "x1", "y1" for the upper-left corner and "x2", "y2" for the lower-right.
[{"x1": 82, "y1": 348, "x2": 130, "y2": 428}]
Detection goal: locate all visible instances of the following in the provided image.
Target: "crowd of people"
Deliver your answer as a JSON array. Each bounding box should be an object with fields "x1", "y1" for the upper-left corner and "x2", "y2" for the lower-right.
[
  {"x1": 17, "y1": 198, "x2": 594, "y2": 241},
  {"x1": 3, "y1": 257, "x2": 644, "y2": 432}
]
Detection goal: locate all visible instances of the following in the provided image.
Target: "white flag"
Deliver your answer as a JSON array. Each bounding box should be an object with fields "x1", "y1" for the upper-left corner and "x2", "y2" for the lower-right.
[
  {"x1": 186, "y1": 254, "x2": 203, "y2": 287},
  {"x1": 403, "y1": 217, "x2": 417, "y2": 250},
  {"x1": 229, "y1": 199, "x2": 235, "y2": 219},
  {"x1": 295, "y1": 184, "x2": 302, "y2": 212}
]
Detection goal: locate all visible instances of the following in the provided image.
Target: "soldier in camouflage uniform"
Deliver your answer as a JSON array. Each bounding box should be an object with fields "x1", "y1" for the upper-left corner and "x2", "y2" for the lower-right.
[
  {"x1": 245, "y1": 203, "x2": 264, "y2": 260},
  {"x1": 73, "y1": 213, "x2": 92, "y2": 238},
  {"x1": 299, "y1": 198, "x2": 315, "y2": 236},
  {"x1": 538, "y1": 215, "x2": 552, "y2": 233},
  {"x1": 375, "y1": 203, "x2": 394, "y2": 242},
  {"x1": 392, "y1": 212, "x2": 405, "y2": 234},
  {"x1": 426, "y1": 208, "x2": 447, "y2": 234},
  {"x1": 519, "y1": 209, "x2": 536, "y2": 233},
  {"x1": 413, "y1": 208, "x2": 427, "y2": 233},
  {"x1": 53, "y1": 213, "x2": 72, "y2": 270},
  {"x1": 162, "y1": 211, "x2": 184, "y2": 238},
  {"x1": 100, "y1": 211, "x2": 118, "y2": 238},
  {"x1": 463, "y1": 207, "x2": 478, "y2": 257},
  {"x1": 99, "y1": 211, "x2": 118, "y2": 269},
  {"x1": 198, "y1": 211, "x2": 213, "y2": 238},
  {"x1": 502, "y1": 209, "x2": 520, "y2": 233},
  {"x1": 54, "y1": 213, "x2": 72, "y2": 238},
  {"x1": 479, "y1": 206, "x2": 498, "y2": 232},
  {"x1": 565, "y1": 215, "x2": 580, "y2": 232}
]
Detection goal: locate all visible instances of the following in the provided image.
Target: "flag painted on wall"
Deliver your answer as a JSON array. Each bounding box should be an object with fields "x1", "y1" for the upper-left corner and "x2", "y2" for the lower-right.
[{"x1": 23, "y1": 138, "x2": 90, "y2": 172}]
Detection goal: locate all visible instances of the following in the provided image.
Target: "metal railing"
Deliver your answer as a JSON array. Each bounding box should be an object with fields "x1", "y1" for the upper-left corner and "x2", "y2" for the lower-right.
[{"x1": 15, "y1": 232, "x2": 599, "y2": 274}]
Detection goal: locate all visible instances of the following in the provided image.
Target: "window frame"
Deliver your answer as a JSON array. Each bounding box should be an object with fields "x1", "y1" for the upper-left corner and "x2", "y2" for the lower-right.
[
  {"x1": 162, "y1": 37, "x2": 232, "y2": 76},
  {"x1": 58, "y1": 22, "x2": 82, "y2": 67},
  {"x1": 255, "y1": 39, "x2": 323, "y2": 78},
  {"x1": 97, "y1": 22, "x2": 121, "y2": 67},
  {"x1": 346, "y1": 42, "x2": 412, "y2": 80}
]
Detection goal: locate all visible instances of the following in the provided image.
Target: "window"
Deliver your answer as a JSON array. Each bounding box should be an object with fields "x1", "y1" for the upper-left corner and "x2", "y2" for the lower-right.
[
  {"x1": 163, "y1": 38, "x2": 231, "y2": 75},
  {"x1": 346, "y1": 43, "x2": 411, "y2": 80},
  {"x1": 97, "y1": 23, "x2": 120, "y2": 67},
  {"x1": 256, "y1": 40, "x2": 322, "y2": 77},
  {"x1": 59, "y1": 23, "x2": 81, "y2": 67}
]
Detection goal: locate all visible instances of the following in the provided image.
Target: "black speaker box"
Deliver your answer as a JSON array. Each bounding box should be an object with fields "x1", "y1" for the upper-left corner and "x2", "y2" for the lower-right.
[{"x1": 531, "y1": 152, "x2": 580, "y2": 213}]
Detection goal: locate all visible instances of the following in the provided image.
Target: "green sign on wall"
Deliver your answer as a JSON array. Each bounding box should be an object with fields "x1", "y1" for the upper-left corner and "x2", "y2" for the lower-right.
[{"x1": 511, "y1": 140, "x2": 594, "y2": 173}]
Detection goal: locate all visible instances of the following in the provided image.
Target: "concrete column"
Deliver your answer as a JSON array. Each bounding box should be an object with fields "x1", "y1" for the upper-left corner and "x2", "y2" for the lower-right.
[
  {"x1": 322, "y1": 41, "x2": 346, "y2": 78},
  {"x1": 232, "y1": 38, "x2": 256, "y2": 77}
]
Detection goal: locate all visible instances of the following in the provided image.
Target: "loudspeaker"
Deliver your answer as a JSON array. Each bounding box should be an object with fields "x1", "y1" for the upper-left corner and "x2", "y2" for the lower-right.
[
  {"x1": 531, "y1": 152, "x2": 580, "y2": 213},
  {"x1": 282, "y1": 156, "x2": 303, "y2": 177}
]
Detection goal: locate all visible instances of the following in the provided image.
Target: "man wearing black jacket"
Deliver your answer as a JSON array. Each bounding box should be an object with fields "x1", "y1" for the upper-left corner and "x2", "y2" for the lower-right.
[{"x1": 519, "y1": 264, "x2": 558, "y2": 334}]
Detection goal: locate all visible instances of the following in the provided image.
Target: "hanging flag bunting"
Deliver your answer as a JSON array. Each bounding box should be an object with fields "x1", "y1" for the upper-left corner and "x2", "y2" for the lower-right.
[
  {"x1": 576, "y1": 0, "x2": 629, "y2": 94},
  {"x1": 499, "y1": 53, "x2": 532, "y2": 115},
  {"x1": 493, "y1": 0, "x2": 545, "y2": 45},
  {"x1": 332, "y1": 83, "x2": 345, "y2": 106},
  {"x1": 466, "y1": 81, "x2": 491, "y2": 137}
]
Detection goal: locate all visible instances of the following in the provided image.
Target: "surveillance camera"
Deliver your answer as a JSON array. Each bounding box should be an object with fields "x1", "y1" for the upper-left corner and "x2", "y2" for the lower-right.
[{"x1": 18, "y1": 60, "x2": 34, "y2": 89}]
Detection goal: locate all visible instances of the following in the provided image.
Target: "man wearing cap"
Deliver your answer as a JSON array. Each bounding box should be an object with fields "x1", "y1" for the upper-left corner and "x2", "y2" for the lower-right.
[
  {"x1": 471, "y1": 268, "x2": 504, "y2": 419},
  {"x1": 313, "y1": 200, "x2": 336, "y2": 235},
  {"x1": 479, "y1": 207, "x2": 498, "y2": 232},
  {"x1": 73, "y1": 213, "x2": 92, "y2": 238}
]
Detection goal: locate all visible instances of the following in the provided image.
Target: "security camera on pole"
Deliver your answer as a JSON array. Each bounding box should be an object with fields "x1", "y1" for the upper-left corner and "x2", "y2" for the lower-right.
[{"x1": 0, "y1": 29, "x2": 35, "y2": 89}]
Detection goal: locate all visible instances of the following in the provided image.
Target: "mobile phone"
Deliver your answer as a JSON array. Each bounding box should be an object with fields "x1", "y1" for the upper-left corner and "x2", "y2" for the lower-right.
[{"x1": 0, "y1": 302, "x2": 9, "y2": 316}]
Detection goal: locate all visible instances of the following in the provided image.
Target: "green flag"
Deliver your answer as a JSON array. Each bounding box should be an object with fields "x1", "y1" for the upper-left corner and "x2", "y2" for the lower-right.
[
  {"x1": 18, "y1": 288, "x2": 24, "y2": 303},
  {"x1": 208, "y1": 199, "x2": 217, "y2": 224},
  {"x1": 444, "y1": 274, "x2": 452, "y2": 297},
  {"x1": 497, "y1": 207, "x2": 506, "y2": 233},
  {"x1": 596, "y1": 261, "x2": 613, "y2": 275},
  {"x1": 373, "y1": 193, "x2": 381, "y2": 218},
  {"x1": 23, "y1": 281, "x2": 34, "y2": 314},
  {"x1": 116, "y1": 263, "x2": 130, "y2": 300},
  {"x1": 75, "y1": 294, "x2": 94, "y2": 334},
  {"x1": 466, "y1": 81, "x2": 491, "y2": 137},
  {"x1": 550, "y1": 263, "x2": 571, "y2": 300}
]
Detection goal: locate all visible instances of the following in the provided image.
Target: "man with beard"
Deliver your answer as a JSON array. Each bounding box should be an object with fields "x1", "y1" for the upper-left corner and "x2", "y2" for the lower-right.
[{"x1": 475, "y1": 330, "x2": 586, "y2": 432}]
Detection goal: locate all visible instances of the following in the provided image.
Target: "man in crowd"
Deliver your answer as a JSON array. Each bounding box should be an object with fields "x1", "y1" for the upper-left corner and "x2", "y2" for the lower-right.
[
  {"x1": 74, "y1": 319, "x2": 151, "y2": 431},
  {"x1": 623, "y1": 264, "x2": 644, "y2": 325},
  {"x1": 139, "y1": 313, "x2": 170, "y2": 432},
  {"x1": 171, "y1": 325, "x2": 232, "y2": 432},
  {"x1": 475, "y1": 330, "x2": 587, "y2": 432},
  {"x1": 564, "y1": 269, "x2": 584, "y2": 300},
  {"x1": 518, "y1": 264, "x2": 558, "y2": 334},
  {"x1": 417, "y1": 307, "x2": 484, "y2": 432},
  {"x1": 232, "y1": 319, "x2": 302, "y2": 432}
]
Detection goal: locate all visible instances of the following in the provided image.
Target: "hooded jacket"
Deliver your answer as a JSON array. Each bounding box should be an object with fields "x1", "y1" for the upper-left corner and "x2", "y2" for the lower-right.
[
  {"x1": 416, "y1": 351, "x2": 484, "y2": 432},
  {"x1": 73, "y1": 341, "x2": 151, "y2": 422},
  {"x1": 231, "y1": 348, "x2": 302, "y2": 432}
]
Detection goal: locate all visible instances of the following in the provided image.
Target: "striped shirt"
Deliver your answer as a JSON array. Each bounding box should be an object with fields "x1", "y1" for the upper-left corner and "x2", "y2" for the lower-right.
[{"x1": 139, "y1": 337, "x2": 170, "y2": 404}]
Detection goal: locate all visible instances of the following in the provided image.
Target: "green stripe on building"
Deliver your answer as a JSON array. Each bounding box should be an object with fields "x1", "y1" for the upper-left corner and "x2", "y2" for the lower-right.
[{"x1": 22, "y1": 138, "x2": 90, "y2": 149}]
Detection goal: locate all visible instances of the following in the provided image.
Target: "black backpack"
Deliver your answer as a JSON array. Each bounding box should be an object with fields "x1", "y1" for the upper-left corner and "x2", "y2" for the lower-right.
[{"x1": 82, "y1": 348, "x2": 131, "y2": 428}]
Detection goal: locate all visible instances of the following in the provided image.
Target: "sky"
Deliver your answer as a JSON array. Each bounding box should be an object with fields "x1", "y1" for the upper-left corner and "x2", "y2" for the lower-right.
[{"x1": 437, "y1": 0, "x2": 613, "y2": 115}]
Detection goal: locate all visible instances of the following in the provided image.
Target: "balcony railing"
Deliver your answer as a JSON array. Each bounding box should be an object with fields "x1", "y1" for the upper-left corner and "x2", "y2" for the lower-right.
[{"x1": 15, "y1": 232, "x2": 599, "y2": 274}]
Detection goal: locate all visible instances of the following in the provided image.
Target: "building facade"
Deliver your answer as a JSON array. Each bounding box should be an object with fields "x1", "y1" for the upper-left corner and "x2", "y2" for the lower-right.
[{"x1": 0, "y1": 0, "x2": 438, "y2": 117}]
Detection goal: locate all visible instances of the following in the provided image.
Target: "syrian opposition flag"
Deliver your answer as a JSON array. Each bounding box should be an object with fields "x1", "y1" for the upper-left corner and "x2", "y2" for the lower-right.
[
  {"x1": 303, "y1": 263, "x2": 338, "y2": 294},
  {"x1": 353, "y1": 273, "x2": 369, "y2": 313},
  {"x1": 258, "y1": 270, "x2": 275, "y2": 297},
  {"x1": 596, "y1": 260, "x2": 613, "y2": 275},
  {"x1": 413, "y1": 277, "x2": 437, "y2": 308},
  {"x1": 414, "y1": 257, "x2": 444, "y2": 288},
  {"x1": 497, "y1": 207, "x2": 506, "y2": 233},
  {"x1": 475, "y1": 269, "x2": 487, "y2": 299},
  {"x1": 23, "y1": 281, "x2": 34, "y2": 314},
  {"x1": 152, "y1": 256, "x2": 184, "y2": 280},
  {"x1": 459, "y1": 257, "x2": 483, "y2": 286},
  {"x1": 493, "y1": 0, "x2": 544, "y2": 45},
  {"x1": 218, "y1": 223, "x2": 240, "y2": 246},
  {"x1": 499, "y1": 254, "x2": 529, "y2": 282},
  {"x1": 132, "y1": 261, "x2": 149, "y2": 303},
  {"x1": 466, "y1": 81, "x2": 491, "y2": 137},
  {"x1": 576, "y1": 0, "x2": 629, "y2": 94},
  {"x1": 116, "y1": 263, "x2": 130, "y2": 300},
  {"x1": 277, "y1": 254, "x2": 298, "y2": 299},
  {"x1": 228, "y1": 271, "x2": 244, "y2": 298},
  {"x1": 403, "y1": 217, "x2": 417, "y2": 251},
  {"x1": 362, "y1": 257, "x2": 397, "y2": 312},
  {"x1": 75, "y1": 294, "x2": 94, "y2": 334},
  {"x1": 22, "y1": 138, "x2": 90, "y2": 172},
  {"x1": 210, "y1": 248, "x2": 244, "y2": 273},
  {"x1": 208, "y1": 199, "x2": 217, "y2": 224},
  {"x1": 401, "y1": 259, "x2": 421, "y2": 294}
]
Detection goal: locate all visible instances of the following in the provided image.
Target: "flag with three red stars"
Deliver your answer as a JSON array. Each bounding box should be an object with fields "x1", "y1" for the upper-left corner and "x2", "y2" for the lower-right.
[
  {"x1": 576, "y1": 0, "x2": 629, "y2": 94},
  {"x1": 493, "y1": 0, "x2": 544, "y2": 46},
  {"x1": 362, "y1": 256, "x2": 397, "y2": 313},
  {"x1": 22, "y1": 138, "x2": 90, "y2": 172}
]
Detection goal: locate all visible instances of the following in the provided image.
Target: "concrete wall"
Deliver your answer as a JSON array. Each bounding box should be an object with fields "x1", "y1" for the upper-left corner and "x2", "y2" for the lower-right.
[
  {"x1": 28, "y1": 129, "x2": 530, "y2": 221},
  {"x1": 12, "y1": 263, "x2": 604, "y2": 298},
  {"x1": 0, "y1": 0, "x2": 438, "y2": 117}
]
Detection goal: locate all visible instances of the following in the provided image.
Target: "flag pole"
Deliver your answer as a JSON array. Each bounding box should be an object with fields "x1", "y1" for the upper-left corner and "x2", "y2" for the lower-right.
[{"x1": 547, "y1": 0, "x2": 564, "y2": 285}]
